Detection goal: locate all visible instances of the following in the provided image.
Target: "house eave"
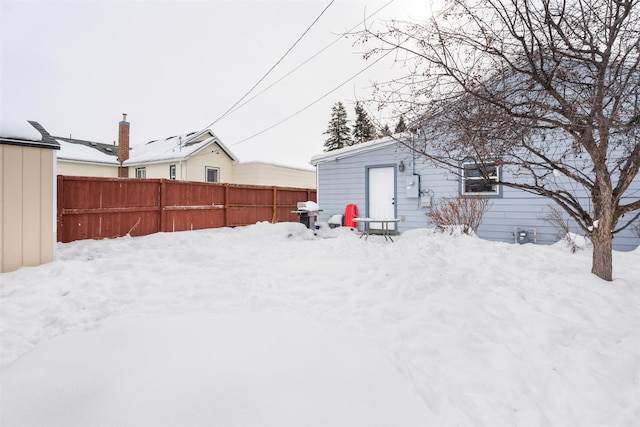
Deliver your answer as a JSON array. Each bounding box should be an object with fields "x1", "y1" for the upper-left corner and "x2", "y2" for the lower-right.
[
  {"x1": 58, "y1": 158, "x2": 118, "y2": 166},
  {"x1": 0, "y1": 137, "x2": 60, "y2": 150},
  {"x1": 238, "y1": 161, "x2": 315, "y2": 172},
  {"x1": 310, "y1": 135, "x2": 405, "y2": 166},
  {"x1": 124, "y1": 157, "x2": 186, "y2": 167},
  {"x1": 197, "y1": 133, "x2": 239, "y2": 163}
]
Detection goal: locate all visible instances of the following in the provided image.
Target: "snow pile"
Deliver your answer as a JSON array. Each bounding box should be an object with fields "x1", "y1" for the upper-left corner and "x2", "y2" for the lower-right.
[{"x1": 1, "y1": 222, "x2": 639, "y2": 426}]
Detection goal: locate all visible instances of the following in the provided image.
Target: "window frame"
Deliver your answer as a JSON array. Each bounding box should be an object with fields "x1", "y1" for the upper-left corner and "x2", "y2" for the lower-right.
[
  {"x1": 460, "y1": 160, "x2": 501, "y2": 197},
  {"x1": 135, "y1": 167, "x2": 146, "y2": 179},
  {"x1": 205, "y1": 166, "x2": 220, "y2": 183}
]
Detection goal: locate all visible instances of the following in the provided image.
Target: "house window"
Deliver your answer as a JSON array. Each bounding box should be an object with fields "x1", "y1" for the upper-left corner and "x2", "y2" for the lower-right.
[
  {"x1": 169, "y1": 164, "x2": 176, "y2": 180},
  {"x1": 205, "y1": 167, "x2": 219, "y2": 183},
  {"x1": 135, "y1": 167, "x2": 146, "y2": 179},
  {"x1": 461, "y1": 161, "x2": 500, "y2": 195}
]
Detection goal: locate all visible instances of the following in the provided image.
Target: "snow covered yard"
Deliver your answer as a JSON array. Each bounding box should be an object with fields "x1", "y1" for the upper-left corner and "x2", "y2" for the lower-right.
[{"x1": 1, "y1": 222, "x2": 639, "y2": 426}]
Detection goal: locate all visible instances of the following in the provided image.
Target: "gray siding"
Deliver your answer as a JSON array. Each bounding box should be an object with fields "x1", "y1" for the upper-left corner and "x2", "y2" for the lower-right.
[{"x1": 316, "y1": 143, "x2": 639, "y2": 251}]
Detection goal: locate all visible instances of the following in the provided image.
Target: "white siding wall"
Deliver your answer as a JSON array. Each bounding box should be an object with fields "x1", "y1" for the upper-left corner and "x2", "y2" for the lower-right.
[
  {"x1": 124, "y1": 146, "x2": 235, "y2": 183},
  {"x1": 128, "y1": 162, "x2": 177, "y2": 180},
  {"x1": 58, "y1": 161, "x2": 118, "y2": 177},
  {"x1": 233, "y1": 162, "x2": 316, "y2": 188},
  {"x1": 184, "y1": 147, "x2": 235, "y2": 183}
]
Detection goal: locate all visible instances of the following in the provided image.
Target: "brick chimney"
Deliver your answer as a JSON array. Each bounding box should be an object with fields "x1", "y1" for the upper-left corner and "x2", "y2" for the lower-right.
[{"x1": 118, "y1": 113, "x2": 130, "y2": 177}]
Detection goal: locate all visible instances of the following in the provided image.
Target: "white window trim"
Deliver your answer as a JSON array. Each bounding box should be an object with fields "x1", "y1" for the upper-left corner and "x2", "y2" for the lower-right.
[
  {"x1": 205, "y1": 166, "x2": 220, "y2": 183},
  {"x1": 461, "y1": 161, "x2": 500, "y2": 196},
  {"x1": 135, "y1": 167, "x2": 146, "y2": 179},
  {"x1": 169, "y1": 164, "x2": 177, "y2": 180}
]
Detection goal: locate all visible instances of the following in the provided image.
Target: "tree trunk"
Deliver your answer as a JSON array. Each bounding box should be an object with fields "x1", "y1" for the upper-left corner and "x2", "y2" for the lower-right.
[
  {"x1": 591, "y1": 226, "x2": 613, "y2": 281},
  {"x1": 590, "y1": 177, "x2": 615, "y2": 281}
]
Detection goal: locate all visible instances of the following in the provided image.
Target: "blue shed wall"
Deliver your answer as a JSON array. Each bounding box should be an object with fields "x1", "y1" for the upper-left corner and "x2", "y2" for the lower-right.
[{"x1": 315, "y1": 143, "x2": 639, "y2": 252}]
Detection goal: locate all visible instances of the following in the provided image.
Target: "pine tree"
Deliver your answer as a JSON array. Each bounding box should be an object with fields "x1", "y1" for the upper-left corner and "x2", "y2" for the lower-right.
[
  {"x1": 352, "y1": 102, "x2": 376, "y2": 143},
  {"x1": 323, "y1": 102, "x2": 352, "y2": 151},
  {"x1": 378, "y1": 123, "x2": 391, "y2": 138},
  {"x1": 395, "y1": 115, "x2": 407, "y2": 133}
]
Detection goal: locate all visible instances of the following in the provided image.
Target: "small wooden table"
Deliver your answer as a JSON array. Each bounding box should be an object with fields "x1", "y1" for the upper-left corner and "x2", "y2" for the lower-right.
[{"x1": 353, "y1": 218, "x2": 400, "y2": 242}]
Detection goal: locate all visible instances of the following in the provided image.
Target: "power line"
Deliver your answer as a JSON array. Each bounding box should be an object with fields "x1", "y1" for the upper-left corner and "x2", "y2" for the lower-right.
[
  {"x1": 229, "y1": 49, "x2": 394, "y2": 147},
  {"x1": 203, "y1": 0, "x2": 335, "y2": 130},
  {"x1": 223, "y1": 0, "x2": 396, "y2": 119}
]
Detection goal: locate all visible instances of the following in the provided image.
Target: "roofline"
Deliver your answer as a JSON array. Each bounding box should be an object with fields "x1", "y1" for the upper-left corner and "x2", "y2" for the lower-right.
[
  {"x1": 124, "y1": 157, "x2": 197, "y2": 167},
  {"x1": 52, "y1": 127, "x2": 239, "y2": 165},
  {"x1": 237, "y1": 161, "x2": 315, "y2": 172},
  {"x1": 201, "y1": 129, "x2": 240, "y2": 163},
  {"x1": 57, "y1": 158, "x2": 118, "y2": 166},
  {"x1": 0, "y1": 137, "x2": 60, "y2": 150},
  {"x1": 309, "y1": 135, "x2": 407, "y2": 165},
  {"x1": 0, "y1": 121, "x2": 60, "y2": 150},
  {"x1": 27, "y1": 121, "x2": 60, "y2": 148},
  {"x1": 192, "y1": 130, "x2": 239, "y2": 162},
  {"x1": 123, "y1": 134, "x2": 239, "y2": 166},
  {"x1": 188, "y1": 135, "x2": 240, "y2": 163}
]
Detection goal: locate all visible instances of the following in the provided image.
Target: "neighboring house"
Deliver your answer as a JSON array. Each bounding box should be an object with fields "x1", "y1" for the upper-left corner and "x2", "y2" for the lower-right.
[
  {"x1": 0, "y1": 121, "x2": 59, "y2": 272},
  {"x1": 310, "y1": 135, "x2": 640, "y2": 251},
  {"x1": 233, "y1": 161, "x2": 316, "y2": 189},
  {"x1": 56, "y1": 115, "x2": 316, "y2": 188}
]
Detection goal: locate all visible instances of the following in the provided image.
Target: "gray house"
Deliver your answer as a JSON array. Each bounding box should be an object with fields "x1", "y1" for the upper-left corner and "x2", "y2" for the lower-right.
[{"x1": 310, "y1": 135, "x2": 640, "y2": 251}]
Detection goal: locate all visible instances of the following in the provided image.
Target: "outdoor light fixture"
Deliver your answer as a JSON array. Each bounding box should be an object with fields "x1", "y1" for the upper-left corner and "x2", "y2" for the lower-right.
[{"x1": 399, "y1": 160, "x2": 405, "y2": 172}]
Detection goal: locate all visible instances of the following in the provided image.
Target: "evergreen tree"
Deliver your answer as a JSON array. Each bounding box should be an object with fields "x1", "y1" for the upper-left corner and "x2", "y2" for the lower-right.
[
  {"x1": 395, "y1": 115, "x2": 407, "y2": 133},
  {"x1": 323, "y1": 102, "x2": 352, "y2": 151},
  {"x1": 378, "y1": 123, "x2": 391, "y2": 138},
  {"x1": 352, "y1": 102, "x2": 376, "y2": 143}
]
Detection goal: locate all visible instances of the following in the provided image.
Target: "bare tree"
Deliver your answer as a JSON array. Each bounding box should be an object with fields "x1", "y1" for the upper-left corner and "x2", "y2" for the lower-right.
[
  {"x1": 358, "y1": 0, "x2": 640, "y2": 281},
  {"x1": 426, "y1": 195, "x2": 492, "y2": 235},
  {"x1": 543, "y1": 204, "x2": 586, "y2": 253}
]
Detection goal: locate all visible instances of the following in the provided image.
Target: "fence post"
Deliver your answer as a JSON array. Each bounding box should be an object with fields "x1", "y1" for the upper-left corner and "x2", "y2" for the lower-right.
[
  {"x1": 159, "y1": 179, "x2": 166, "y2": 233},
  {"x1": 224, "y1": 183, "x2": 229, "y2": 227},
  {"x1": 272, "y1": 187, "x2": 277, "y2": 223},
  {"x1": 56, "y1": 175, "x2": 64, "y2": 242}
]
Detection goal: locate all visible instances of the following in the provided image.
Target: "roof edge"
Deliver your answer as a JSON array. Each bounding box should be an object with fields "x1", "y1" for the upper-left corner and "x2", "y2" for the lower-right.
[
  {"x1": 27, "y1": 121, "x2": 60, "y2": 148},
  {"x1": 310, "y1": 135, "x2": 405, "y2": 165}
]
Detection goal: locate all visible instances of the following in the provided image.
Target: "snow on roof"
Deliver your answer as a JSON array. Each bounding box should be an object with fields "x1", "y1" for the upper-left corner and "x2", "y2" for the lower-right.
[
  {"x1": 309, "y1": 134, "x2": 411, "y2": 165},
  {"x1": 126, "y1": 134, "x2": 199, "y2": 164},
  {"x1": 55, "y1": 128, "x2": 239, "y2": 165},
  {"x1": 0, "y1": 120, "x2": 42, "y2": 141},
  {"x1": 56, "y1": 139, "x2": 119, "y2": 165},
  {"x1": 125, "y1": 130, "x2": 236, "y2": 164}
]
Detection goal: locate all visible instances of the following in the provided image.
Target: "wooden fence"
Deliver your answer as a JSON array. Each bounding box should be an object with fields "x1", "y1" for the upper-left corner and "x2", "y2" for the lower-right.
[{"x1": 57, "y1": 176, "x2": 317, "y2": 243}]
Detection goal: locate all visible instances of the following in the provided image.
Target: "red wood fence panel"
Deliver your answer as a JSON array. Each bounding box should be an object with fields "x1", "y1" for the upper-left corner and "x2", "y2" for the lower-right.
[{"x1": 57, "y1": 176, "x2": 316, "y2": 243}]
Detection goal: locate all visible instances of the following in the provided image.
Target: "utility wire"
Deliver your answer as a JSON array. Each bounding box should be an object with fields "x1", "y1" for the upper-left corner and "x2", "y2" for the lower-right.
[
  {"x1": 203, "y1": 0, "x2": 335, "y2": 129},
  {"x1": 223, "y1": 0, "x2": 396, "y2": 119},
  {"x1": 229, "y1": 49, "x2": 394, "y2": 147}
]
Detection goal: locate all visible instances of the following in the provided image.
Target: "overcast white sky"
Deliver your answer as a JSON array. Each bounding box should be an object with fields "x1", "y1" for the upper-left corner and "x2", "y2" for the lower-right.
[{"x1": 1, "y1": 0, "x2": 434, "y2": 168}]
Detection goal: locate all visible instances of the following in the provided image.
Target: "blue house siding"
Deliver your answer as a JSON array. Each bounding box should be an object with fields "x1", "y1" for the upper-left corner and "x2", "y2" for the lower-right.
[{"x1": 312, "y1": 139, "x2": 639, "y2": 251}]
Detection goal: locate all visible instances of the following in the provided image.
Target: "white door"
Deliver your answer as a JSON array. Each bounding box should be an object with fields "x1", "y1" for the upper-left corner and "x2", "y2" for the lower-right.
[{"x1": 368, "y1": 167, "x2": 396, "y2": 230}]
